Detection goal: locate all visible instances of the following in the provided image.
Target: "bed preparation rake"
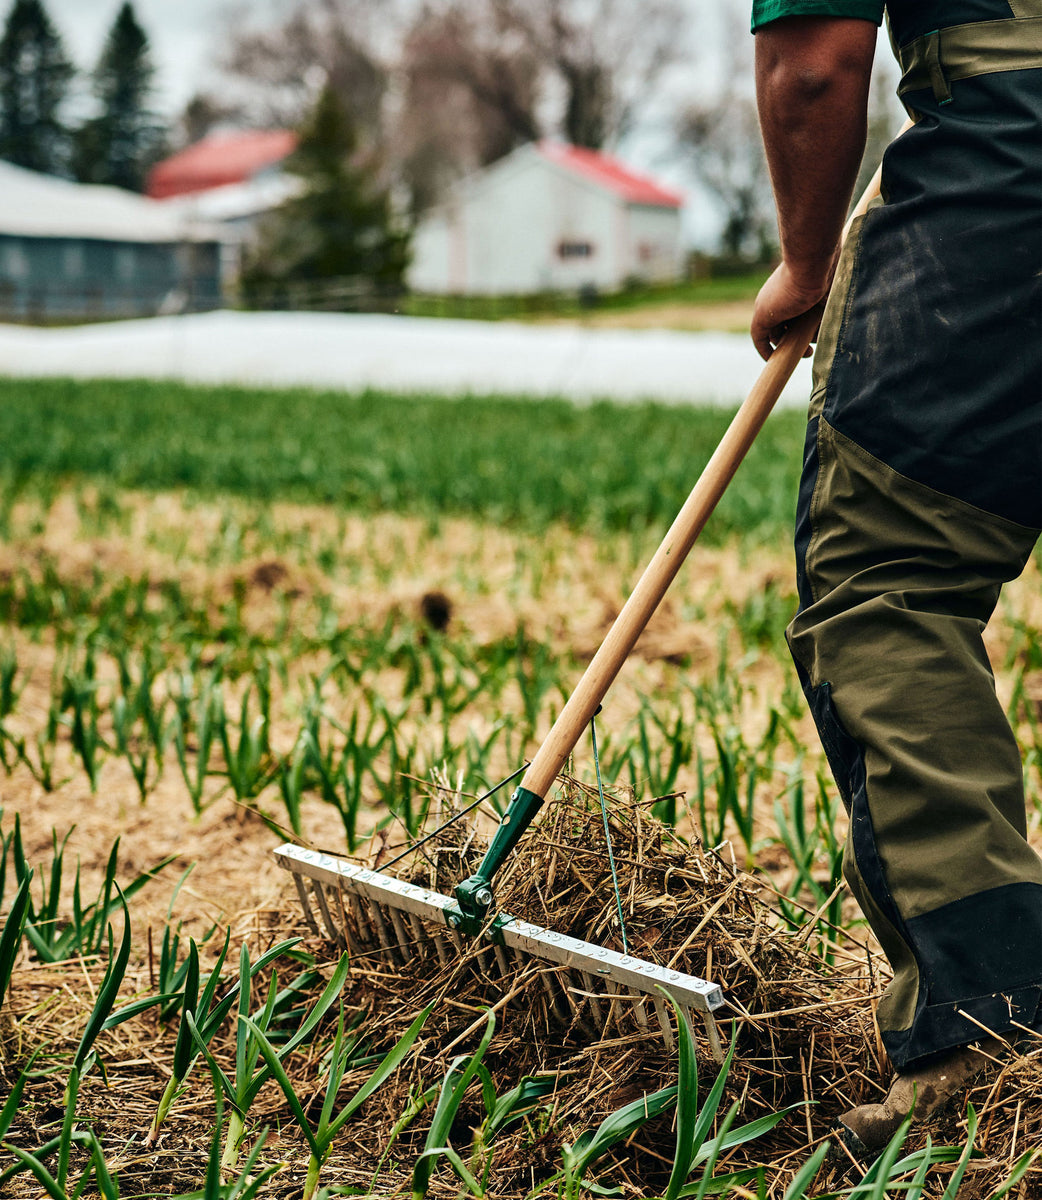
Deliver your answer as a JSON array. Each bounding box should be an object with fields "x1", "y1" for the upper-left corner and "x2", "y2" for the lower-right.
[
  {"x1": 271, "y1": 308, "x2": 814, "y2": 1063},
  {"x1": 274, "y1": 153, "x2": 889, "y2": 1062}
]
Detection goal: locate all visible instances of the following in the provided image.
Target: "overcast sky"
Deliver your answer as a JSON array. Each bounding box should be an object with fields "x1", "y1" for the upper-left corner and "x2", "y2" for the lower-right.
[
  {"x1": 45, "y1": 0, "x2": 230, "y2": 114},
  {"x1": 44, "y1": 0, "x2": 735, "y2": 119}
]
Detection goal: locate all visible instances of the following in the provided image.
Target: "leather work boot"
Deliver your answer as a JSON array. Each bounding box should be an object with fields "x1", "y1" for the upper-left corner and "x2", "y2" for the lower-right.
[{"x1": 837, "y1": 1039, "x2": 1001, "y2": 1156}]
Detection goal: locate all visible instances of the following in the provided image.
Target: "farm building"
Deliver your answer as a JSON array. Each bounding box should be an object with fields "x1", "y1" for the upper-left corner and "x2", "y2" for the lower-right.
[
  {"x1": 0, "y1": 161, "x2": 223, "y2": 322},
  {"x1": 147, "y1": 131, "x2": 301, "y2": 250},
  {"x1": 147, "y1": 130, "x2": 297, "y2": 200},
  {"x1": 408, "y1": 141, "x2": 686, "y2": 296}
]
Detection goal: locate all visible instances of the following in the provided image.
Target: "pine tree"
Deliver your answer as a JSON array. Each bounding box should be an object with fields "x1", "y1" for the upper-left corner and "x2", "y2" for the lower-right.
[
  {"x1": 242, "y1": 84, "x2": 410, "y2": 301},
  {"x1": 0, "y1": 0, "x2": 74, "y2": 174},
  {"x1": 73, "y1": 1, "x2": 164, "y2": 190}
]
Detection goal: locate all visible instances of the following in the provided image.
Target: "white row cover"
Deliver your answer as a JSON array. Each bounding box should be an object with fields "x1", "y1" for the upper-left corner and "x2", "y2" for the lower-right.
[{"x1": 0, "y1": 310, "x2": 813, "y2": 408}]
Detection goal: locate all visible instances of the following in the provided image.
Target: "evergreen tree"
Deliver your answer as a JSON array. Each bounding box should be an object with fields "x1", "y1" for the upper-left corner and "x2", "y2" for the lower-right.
[
  {"x1": 73, "y1": 1, "x2": 164, "y2": 190},
  {"x1": 242, "y1": 84, "x2": 409, "y2": 300},
  {"x1": 0, "y1": 0, "x2": 74, "y2": 173}
]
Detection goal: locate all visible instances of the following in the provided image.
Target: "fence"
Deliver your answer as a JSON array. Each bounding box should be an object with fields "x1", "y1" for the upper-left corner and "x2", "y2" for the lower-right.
[{"x1": 0, "y1": 279, "x2": 223, "y2": 324}]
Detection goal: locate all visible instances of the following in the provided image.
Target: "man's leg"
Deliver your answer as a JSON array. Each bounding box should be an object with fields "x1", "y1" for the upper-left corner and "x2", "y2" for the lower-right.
[{"x1": 788, "y1": 413, "x2": 1042, "y2": 1079}]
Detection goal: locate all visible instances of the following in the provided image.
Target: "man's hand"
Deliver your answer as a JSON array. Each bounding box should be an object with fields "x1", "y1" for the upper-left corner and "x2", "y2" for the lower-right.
[{"x1": 751, "y1": 259, "x2": 834, "y2": 361}]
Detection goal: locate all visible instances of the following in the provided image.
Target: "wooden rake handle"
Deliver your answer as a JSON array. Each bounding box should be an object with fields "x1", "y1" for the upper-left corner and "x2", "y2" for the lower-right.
[{"x1": 519, "y1": 158, "x2": 890, "y2": 802}]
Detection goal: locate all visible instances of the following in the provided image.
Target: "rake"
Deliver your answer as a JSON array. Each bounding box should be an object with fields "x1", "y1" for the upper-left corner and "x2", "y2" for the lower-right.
[{"x1": 276, "y1": 160, "x2": 889, "y2": 1062}]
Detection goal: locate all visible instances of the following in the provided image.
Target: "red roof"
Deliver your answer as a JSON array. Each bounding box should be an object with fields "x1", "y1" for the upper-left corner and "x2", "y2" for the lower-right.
[
  {"x1": 147, "y1": 130, "x2": 298, "y2": 199},
  {"x1": 536, "y1": 141, "x2": 683, "y2": 208}
]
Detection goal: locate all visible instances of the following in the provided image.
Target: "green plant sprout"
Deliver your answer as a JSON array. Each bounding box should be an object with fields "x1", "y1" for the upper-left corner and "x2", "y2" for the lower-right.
[
  {"x1": 185, "y1": 946, "x2": 351, "y2": 1173},
  {"x1": 248, "y1": 998, "x2": 434, "y2": 1200}
]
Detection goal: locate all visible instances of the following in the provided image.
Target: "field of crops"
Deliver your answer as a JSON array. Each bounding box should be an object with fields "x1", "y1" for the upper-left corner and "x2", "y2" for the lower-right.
[{"x1": 0, "y1": 376, "x2": 1039, "y2": 1198}]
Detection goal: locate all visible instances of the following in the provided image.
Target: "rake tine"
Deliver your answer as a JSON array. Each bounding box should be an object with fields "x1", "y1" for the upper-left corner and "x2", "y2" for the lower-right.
[
  {"x1": 312, "y1": 881, "x2": 347, "y2": 950},
  {"x1": 539, "y1": 970, "x2": 569, "y2": 1024},
  {"x1": 653, "y1": 996, "x2": 675, "y2": 1052},
  {"x1": 471, "y1": 943, "x2": 496, "y2": 982},
  {"x1": 603, "y1": 979, "x2": 624, "y2": 1035},
  {"x1": 406, "y1": 912, "x2": 437, "y2": 964},
  {"x1": 564, "y1": 969, "x2": 600, "y2": 1035},
  {"x1": 334, "y1": 886, "x2": 362, "y2": 958},
  {"x1": 387, "y1": 904, "x2": 414, "y2": 959},
  {"x1": 291, "y1": 874, "x2": 320, "y2": 936},
  {"x1": 556, "y1": 968, "x2": 582, "y2": 1024},
  {"x1": 702, "y1": 1009, "x2": 725, "y2": 1064},
  {"x1": 430, "y1": 924, "x2": 452, "y2": 969},
  {"x1": 366, "y1": 898, "x2": 399, "y2": 963},
  {"x1": 340, "y1": 892, "x2": 369, "y2": 955},
  {"x1": 629, "y1": 987, "x2": 650, "y2": 1033},
  {"x1": 579, "y1": 972, "x2": 605, "y2": 1026},
  {"x1": 493, "y1": 942, "x2": 513, "y2": 981},
  {"x1": 501, "y1": 944, "x2": 529, "y2": 1008}
]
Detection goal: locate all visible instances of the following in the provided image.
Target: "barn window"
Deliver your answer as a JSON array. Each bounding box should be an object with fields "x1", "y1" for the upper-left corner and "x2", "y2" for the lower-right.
[
  {"x1": 3, "y1": 242, "x2": 29, "y2": 279},
  {"x1": 115, "y1": 246, "x2": 136, "y2": 281},
  {"x1": 557, "y1": 240, "x2": 594, "y2": 259},
  {"x1": 63, "y1": 243, "x2": 84, "y2": 277}
]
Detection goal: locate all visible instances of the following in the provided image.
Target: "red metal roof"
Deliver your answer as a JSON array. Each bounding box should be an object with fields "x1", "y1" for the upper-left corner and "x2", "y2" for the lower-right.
[
  {"x1": 147, "y1": 130, "x2": 298, "y2": 199},
  {"x1": 536, "y1": 141, "x2": 683, "y2": 208}
]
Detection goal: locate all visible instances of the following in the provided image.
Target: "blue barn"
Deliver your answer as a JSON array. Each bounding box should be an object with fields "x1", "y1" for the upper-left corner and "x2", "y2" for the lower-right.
[{"x1": 0, "y1": 160, "x2": 223, "y2": 322}]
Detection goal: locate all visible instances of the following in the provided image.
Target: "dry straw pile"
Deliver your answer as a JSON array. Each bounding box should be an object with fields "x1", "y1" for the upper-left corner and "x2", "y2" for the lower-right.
[
  {"x1": 2, "y1": 777, "x2": 1038, "y2": 1198},
  {"x1": 277, "y1": 776, "x2": 1042, "y2": 1197}
]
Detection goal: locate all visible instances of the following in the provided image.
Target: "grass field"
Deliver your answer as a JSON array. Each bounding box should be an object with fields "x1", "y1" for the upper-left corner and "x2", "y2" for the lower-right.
[
  {"x1": 0, "y1": 377, "x2": 1038, "y2": 1198},
  {"x1": 399, "y1": 272, "x2": 769, "y2": 329}
]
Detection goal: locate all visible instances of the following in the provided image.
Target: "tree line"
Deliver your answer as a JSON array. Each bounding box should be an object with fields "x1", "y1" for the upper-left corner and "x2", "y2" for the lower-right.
[{"x1": 0, "y1": 0, "x2": 163, "y2": 191}]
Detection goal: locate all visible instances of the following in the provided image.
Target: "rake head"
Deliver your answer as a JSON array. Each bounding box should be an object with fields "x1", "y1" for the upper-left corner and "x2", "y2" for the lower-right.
[{"x1": 274, "y1": 842, "x2": 725, "y2": 1060}]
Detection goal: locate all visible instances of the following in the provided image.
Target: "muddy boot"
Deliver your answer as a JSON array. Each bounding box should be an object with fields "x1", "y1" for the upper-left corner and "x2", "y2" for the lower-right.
[{"x1": 837, "y1": 1039, "x2": 1000, "y2": 1156}]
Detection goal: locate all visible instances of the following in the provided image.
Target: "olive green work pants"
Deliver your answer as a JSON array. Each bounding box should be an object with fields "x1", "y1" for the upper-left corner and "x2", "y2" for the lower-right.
[{"x1": 786, "y1": 192, "x2": 1042, "y2": 1069}]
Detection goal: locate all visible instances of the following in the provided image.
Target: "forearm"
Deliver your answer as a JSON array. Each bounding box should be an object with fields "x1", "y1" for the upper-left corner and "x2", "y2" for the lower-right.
[{"x1": 756, "y1": 17, "x2": 876, "y2": 290}]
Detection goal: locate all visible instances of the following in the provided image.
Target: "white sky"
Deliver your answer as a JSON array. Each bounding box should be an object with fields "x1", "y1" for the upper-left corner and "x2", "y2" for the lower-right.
[{"x1": 44, "y1": 0, "x2": 229, "y2": 115}]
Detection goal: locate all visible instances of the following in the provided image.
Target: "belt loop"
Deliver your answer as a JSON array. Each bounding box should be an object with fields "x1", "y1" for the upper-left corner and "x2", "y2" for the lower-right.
[{"x1": 924, "y1": 30, "x2": 952, "y2": 103}]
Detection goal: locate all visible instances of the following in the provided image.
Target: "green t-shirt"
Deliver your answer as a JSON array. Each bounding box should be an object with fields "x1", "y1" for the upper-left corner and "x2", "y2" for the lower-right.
[{"x1": 751, "y1": 1, "x2": 885, "y2": 32}]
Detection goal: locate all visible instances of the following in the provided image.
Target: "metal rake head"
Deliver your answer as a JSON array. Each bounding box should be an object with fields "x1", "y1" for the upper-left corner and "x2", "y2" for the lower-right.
[{"x1": 274, "y1": 842, "x2": 725, "y2": 1061}]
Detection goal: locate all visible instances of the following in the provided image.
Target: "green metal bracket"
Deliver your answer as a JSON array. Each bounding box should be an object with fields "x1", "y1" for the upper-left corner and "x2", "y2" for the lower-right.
[{"x1": 451, "y1": 785, "x2": 544, "y2": 935}]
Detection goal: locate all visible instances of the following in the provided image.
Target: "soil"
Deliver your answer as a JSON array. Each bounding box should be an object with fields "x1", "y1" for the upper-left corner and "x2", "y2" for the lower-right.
[{"x1": 1, "y1": 491, "x2": 1040, "y2": 1198}]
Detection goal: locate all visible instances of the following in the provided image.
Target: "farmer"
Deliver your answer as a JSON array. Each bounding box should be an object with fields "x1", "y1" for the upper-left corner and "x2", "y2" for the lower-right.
[{"x1": 749, "y1": 0, "x2": 1042, "y2": 1154}]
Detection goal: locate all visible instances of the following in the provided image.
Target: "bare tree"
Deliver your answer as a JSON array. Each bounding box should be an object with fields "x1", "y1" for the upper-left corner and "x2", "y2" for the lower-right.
[
  {"x1": 677, "y1": 90, "x2": 775, "y2": 259},
  {"x1": 390, "y1": 0, "x2": 687, "y2": 211},
  {"x1": 212, "y1": 0, "x2": 389, "y2": 141},
  {"x1": 493, "y1": 0, "x2": 686, "y2": 150},
  {"x1": 393, "y1": 2, "x2": 542, "y2": 213},
  {"x1": 674, "y1": 8, "x2": 776, "y2": 260}
]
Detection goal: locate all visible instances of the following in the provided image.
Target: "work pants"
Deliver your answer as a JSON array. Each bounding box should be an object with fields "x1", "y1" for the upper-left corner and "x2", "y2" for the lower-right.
[{"x1": 786, "y1": 81, "x2": 1042, "y2": 1069}]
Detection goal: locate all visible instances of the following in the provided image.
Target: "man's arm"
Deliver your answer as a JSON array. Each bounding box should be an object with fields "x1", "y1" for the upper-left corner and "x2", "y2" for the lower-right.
[{"x1": 751, "y1": 17, "x2": 877, "y2": 360}]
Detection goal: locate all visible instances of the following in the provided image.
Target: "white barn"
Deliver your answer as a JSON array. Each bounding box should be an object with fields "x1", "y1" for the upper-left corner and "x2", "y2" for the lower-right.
[{"x1": 408, "y1": 141, "x2": 685, "y2": 296}]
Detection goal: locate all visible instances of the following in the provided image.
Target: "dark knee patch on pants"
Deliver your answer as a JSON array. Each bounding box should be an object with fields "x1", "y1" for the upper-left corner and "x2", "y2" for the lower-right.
[{"x1": 908, "y1": 881, "x2": 1042, "y2": 1004}]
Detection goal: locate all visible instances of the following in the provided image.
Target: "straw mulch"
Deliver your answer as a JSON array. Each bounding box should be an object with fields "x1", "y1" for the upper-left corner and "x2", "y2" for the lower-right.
[
  {"x1": 270, "y1": 776, "x2": 1041, "y2": 1197},
  {"x1": 2, "y1": 776, "x2": 1039, "y2": 1199}
]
